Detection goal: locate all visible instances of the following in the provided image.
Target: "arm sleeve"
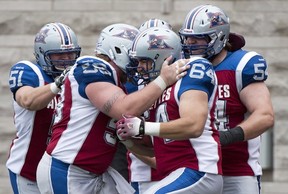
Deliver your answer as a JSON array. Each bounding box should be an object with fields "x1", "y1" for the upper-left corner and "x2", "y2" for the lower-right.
[
  {"x1": 177, "y1": 58, "x2": 216, "y2": 99},
  {"x1": 236, "y1": 52, "x2": 268, "y2": 91},
  {"x1": 72, "y1": 56, "x2": 117, "y2": 99},
  {"x1": 8, "y1": 61, "x2": 42, "y2": 99}
]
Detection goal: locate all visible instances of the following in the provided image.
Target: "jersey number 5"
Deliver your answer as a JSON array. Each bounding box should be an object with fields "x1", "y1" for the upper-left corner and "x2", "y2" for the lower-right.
[{"x1": 9, "y1": 70, "x2": 24, "y2": 87}]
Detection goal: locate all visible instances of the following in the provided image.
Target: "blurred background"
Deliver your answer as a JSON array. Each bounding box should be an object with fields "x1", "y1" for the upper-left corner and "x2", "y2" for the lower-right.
[{"x1": 0, "y1": 0, "x2": 288, "y2": 193}]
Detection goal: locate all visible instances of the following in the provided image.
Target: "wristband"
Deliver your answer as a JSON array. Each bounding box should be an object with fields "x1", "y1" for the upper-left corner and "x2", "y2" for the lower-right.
[
  {"x1": 145, "y1": 122, "x2": 160, "y2": 136},
  {"x1": 139, "y1": 118, "x2": 145, "y2": 135},
  {"x1": 219, "y1": 126, "x2": 244, "y2": 146},
  {"x1": 153, "y1": 76, "x2": 167, "y2": 91},
  {"x1": 50, "y1": 82, "x2": 61, "y2": 94}
]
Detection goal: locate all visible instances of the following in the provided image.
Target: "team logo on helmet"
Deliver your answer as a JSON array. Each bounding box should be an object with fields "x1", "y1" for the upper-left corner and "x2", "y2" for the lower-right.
[
  {"x1": 148, "y1": 35, "x2": 173, "y2": 50},
  {"x1": 35, "y1": 29, "x2": 49, "y2": 44},
  {"x1": 207, "y1": 12, "x2": 228, "y2": 28},
  {"x1": 113, "y1": 28, "x2": 138, "y2": 41}
]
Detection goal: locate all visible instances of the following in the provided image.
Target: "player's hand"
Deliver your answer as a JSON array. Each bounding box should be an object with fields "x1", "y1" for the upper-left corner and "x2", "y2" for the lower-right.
[
  {"x1": 160, "y1": 56, "x2": 190, "y2": 86},
  {"x1": 116, "y1": 131, "x2": 134, "y2": 148},
  {"x1": 116, "y1": 115, "x2": 145, "y2": 140},
  {"x1": 54, "y1": 67, "x2": 71, "y2": 89}
]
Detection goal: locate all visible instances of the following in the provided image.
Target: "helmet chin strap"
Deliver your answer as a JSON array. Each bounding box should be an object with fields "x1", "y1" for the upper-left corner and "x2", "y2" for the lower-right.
[{"x1": 189, "y1": 54, "x2": 205, "y2": 58}]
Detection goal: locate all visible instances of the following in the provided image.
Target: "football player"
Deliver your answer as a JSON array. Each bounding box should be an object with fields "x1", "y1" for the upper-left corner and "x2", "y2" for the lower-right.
[
  {"x1": 178, "y1": 4, "x2": 274, "y2": 194},
  {"x1": 117, "y1": 27, "x2": 222, "y2": 194},
  {"x1": 6, "y1": 22, "x2": 81, "y2": 194},
  {"x1": 36, "y1": 23, "x2": 189, "y2": 194},
  {"x1": 123, "y1": 19, "x2": 174, "y2": 194},
  {"x1": 111, "y1": 19, "x2": 171, "y2": 182}
]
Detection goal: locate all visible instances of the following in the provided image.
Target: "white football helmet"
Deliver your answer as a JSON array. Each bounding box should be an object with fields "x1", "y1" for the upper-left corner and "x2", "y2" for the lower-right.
[
  {"x1": 34, "y1": 22, "x2": 81, "y2": 77},
  {"x1": 95, "y1": 23, "x2": 139, "y2": 72},
  {"x1": 179, "y1": 4, "x2": 230, "y2": 59},
  {"x1": 139, "y1": 18, "x2": 172, "y2": 32},
  {"x1": 127, "y1": 27, "x2": 182, "y2": 85}
]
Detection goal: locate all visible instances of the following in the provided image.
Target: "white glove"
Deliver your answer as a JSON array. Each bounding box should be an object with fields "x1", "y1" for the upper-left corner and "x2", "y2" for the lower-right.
[{"x1": 116, "y1": 115, "x2": 145, "y2": 140}]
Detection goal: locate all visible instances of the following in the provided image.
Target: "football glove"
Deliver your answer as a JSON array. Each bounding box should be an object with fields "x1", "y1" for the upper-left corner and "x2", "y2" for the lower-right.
[
  {"x1": 54, "y1": 67, "x2": 71, "y2": 89},
  {"x1": 116, "y1": 115, "x2": 145, "y2": 140}
]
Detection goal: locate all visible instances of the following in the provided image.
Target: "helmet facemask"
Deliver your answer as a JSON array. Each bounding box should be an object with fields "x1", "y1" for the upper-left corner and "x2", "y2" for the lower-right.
[
  {"x1": 126, "y1": 56, "x2": 159, "y2": 86},
  {"x1": 179, "y1": 34, "x2": 212, "y2": 59},
  {"x1": 179, "y1": 5, "x2": 230, "y2": 59},
  {"x1": 126, "y1": 27, "x2": 182, "y2": 86},
  {"x1": 43, "y1": 48, "x2": 81, "y2": 76}
]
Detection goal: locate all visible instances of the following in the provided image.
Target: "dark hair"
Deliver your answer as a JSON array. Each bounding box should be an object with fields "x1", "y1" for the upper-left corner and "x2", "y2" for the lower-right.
[
  {"x1": 95, "y1": 53, "x2": 111, "y2": 62},
  {"x1": 225, "y1": 41, "x2": 233, "y2": 51}
]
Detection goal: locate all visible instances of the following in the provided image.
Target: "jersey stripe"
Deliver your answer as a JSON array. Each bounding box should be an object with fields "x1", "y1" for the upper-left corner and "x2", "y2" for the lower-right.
[
  {"x1": 235, "y1": 51, "x2": 258, "y2": 93},
  {"x1": 52, "y1": 23, "x2": 71, "y2": 46}
]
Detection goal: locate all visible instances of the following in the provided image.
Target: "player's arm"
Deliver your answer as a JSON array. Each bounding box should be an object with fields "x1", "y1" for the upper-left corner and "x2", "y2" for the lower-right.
[
  {"x1": 86, "y1": 58, "x2": 189, "y2": 120},
  {"x1": 15, "y1": 69, "x2": 68, "y2": 110},
  {"x1": 121, "y1": 137, "x2": 155, "y2": 157},
  {"x1": 86, "y1": 79, "x2": 166, "y2": 119},
  {"x1": 15, "y1": 85, "x2": 58, "y2": 110},
  {"x1": 117, "y1": 90, "x2": 208, "y2": 140},
  {"x1": 122, "y1": 136, "x2": 156, "y2": 168},
  {"x1": 151, "y1": 90, "x2": 208, "y2": 139},
  {"x1": 128, "y1": 135, "x2": 156, "y2": 169},
  {"x1": 220, "y1": 54, "x2": 274, "y2": 145},
  {"x1": 238, "y1": 82, "x2": 274, "y2": 140}
]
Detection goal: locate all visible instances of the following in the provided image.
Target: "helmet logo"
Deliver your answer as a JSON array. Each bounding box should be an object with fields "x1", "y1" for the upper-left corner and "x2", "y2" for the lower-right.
[
  {"x1": 207, "y1": 12, "x2": 228, "y2": 28},
  {"x1": 35, "y1": 29, "x2": 49, "y2": 43},
  {"x1": 113, "y1": 28, "x2": 138, "y2": 41},
  {"x1": 147, "y1": 35, "x2": 173, "y2": 50},
  {"x1": 61, "y1": 44, "x2": 74, "y2": 49}
]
